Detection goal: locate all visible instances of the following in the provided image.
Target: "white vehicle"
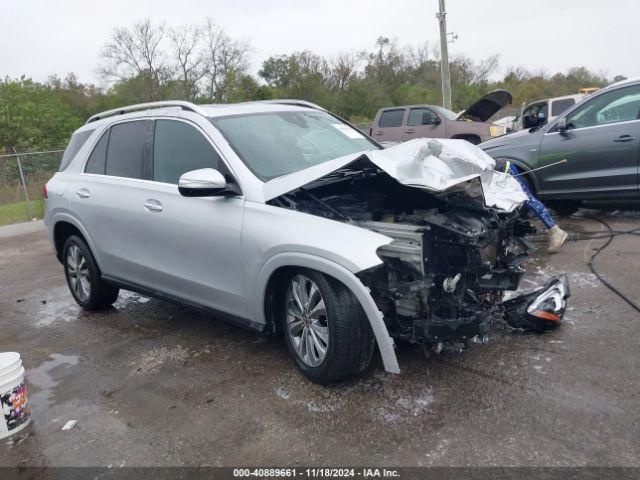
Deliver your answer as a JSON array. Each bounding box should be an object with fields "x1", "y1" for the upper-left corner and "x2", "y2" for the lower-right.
[
  {"x1": 514, "y1": 94, "x2": 585, "y2": 131},
  {"x1": 44, "y1": 100, "x2": 570, "y2": 383}
]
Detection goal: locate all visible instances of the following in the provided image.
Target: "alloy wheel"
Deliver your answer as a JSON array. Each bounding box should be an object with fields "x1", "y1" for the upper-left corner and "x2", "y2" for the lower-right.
[
  {"x1": 285, "y1": 274, "x2": 329, "y2": 367},
  {"x1": 67, "y1": 244, "x2": 91, "y2": 302}
]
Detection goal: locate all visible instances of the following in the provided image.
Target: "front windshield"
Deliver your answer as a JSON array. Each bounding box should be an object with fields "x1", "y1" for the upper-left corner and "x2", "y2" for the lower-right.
[
  {"x1": 211, "y1": 110, "x2": 379, "y2": 181},
  {"x1": 433, "y1": 106, "x2": 458, "y2": 121}
]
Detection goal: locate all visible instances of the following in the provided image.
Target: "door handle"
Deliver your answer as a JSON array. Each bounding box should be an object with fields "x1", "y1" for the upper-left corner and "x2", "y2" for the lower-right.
[
  {"x1": 405, "y1": 129, "x2": 415, "y2": 134},
  {"x1": 614, "y1": 135, "x2": 636, "y2": 142},
  {"x1": 373, "y1": 131, "x2": 383, "y2": 135},
  {"x1": 144, "y1": 199, "x2": 163, "y2": 212},
  {"x1": 76, "y1": 188, "x2": 90, "y2": 199}
]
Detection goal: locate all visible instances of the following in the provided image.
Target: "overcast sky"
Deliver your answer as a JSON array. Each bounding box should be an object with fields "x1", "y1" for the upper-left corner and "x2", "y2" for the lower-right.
[{"x1": 1, "y1": 0, "x2": 637, "y2": 85}]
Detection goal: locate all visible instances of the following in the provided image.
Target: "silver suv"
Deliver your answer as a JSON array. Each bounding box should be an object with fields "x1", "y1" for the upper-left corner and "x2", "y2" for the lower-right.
[{"x1": 45, "y1": 100, "x2": 570, "y2": 383}]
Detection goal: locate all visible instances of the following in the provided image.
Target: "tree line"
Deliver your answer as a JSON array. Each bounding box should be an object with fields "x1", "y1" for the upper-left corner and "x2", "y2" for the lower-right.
[{"x1": 0, "y1": 18, "x2": 622, "y2": 151}]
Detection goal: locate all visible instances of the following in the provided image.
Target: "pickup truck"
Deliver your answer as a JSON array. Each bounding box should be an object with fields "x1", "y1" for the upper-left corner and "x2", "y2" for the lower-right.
[{"x1": 370, "y1": 90, "x2": 512, "y2": 145}]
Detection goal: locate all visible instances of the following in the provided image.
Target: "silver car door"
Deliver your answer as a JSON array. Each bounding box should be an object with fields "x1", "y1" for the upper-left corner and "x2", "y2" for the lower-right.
[
  {"x1": 71, "y1": 120, "x2": 148, "y2": 284},
  {"x1": 139, "y1": 119, "x2": 246, "y2": 318}
]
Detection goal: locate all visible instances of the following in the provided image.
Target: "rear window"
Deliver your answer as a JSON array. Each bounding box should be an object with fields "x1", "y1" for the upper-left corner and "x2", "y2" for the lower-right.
[
  {"x1": 551, "y1": 98, "x2": 576, "y2": 116},
  {"x1": 85, "y1": 130, "x2": 109, "y2": 174},
  {"x1": 378, "y1": 109, "x2": 405, "y2": 128},
  {"x1": 59, "y1": 130, "x2": 94, "y2": 171},
  {"x1": 105, "y1": 121, "x2": 147, "y2": 179}
]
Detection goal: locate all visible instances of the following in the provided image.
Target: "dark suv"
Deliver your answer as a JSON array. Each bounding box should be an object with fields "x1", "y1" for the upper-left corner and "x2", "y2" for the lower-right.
[{"x1": 481, "y1": 78, "x2": 640, "y2": 212}]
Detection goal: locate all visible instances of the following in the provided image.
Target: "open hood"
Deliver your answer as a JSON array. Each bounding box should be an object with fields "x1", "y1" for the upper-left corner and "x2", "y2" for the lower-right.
[
  {"x1": 457, "y1": 89, "x2": 513, "y2": 122},
  {"x1": 263, "y1": 138, "x2": 528, "y2": 212}
]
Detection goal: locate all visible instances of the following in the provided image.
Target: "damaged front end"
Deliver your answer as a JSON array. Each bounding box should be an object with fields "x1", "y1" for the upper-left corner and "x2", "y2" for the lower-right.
[{"x1": 268, "y1": 139, "x2": 570, "y2": 351}]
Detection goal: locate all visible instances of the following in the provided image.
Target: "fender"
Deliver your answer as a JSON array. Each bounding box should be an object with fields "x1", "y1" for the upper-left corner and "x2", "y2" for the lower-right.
[
  {"x1": 253, "y1": 252, "x2": 400, "y2": 374},
  {"x1": 49, "y1": 211, "x2": 104, "y2": 270}
]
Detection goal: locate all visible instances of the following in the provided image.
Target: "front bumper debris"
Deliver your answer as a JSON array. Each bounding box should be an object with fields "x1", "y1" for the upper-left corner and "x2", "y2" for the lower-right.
[{"x1": 502, "y1": 275, "x2": 571, "y2": 332}]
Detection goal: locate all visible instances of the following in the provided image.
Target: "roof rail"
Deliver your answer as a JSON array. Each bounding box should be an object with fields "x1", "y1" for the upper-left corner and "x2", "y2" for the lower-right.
[
  {"x1": 256, "y1": 99, "x2": 326, "y2": 111},
  {"x1": 86, "y1": 101, "x2": 208, "y2": 124}
]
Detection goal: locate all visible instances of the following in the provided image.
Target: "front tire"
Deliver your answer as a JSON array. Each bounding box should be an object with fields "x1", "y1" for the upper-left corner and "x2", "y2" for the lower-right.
[
  {"x1": 63, "y1": 235, "x2": 119, "y2": 310},
  {"x1": 282, "y1": 270, "x2": 375, "y2": 384}
]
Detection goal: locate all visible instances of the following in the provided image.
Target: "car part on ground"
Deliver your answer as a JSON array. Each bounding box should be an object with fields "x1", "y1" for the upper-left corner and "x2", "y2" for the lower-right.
[{"x1": 502, "y1": 276, "x2": 570, "y2": 332}]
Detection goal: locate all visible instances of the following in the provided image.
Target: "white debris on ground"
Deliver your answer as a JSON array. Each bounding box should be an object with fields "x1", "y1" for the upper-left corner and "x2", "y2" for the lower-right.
[{"x1": 61, "y1": 420, "x2": 77, "y2": 430}]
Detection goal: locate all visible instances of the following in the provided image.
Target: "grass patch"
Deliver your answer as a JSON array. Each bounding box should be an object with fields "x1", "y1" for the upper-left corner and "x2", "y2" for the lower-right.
[{"x1": 0, "y1": 200, "x2": 44, "y2": 226}]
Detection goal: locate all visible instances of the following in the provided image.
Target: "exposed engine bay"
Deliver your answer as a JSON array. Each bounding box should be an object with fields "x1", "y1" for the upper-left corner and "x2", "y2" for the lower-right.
[{"x1": 269, "y1": 147, "x2": 570, "y2": 350}]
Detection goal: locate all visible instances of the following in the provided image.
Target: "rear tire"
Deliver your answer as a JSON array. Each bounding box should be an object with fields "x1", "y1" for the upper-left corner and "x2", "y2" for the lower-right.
[
  {"x1": 63, "y1": 235, "x2": 119, "y2": 310},
  {"x1": 281, "y1": 269, "x2": 375, "y2": 384}
]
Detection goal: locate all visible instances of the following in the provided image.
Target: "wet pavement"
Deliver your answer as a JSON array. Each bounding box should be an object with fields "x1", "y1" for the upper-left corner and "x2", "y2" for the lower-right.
[{"x1": 0, "y1": 209, "x2": 639, "y2": 467}]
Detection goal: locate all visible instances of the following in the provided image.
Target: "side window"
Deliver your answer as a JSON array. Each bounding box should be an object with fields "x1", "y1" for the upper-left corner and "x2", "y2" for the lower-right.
[
  {"x1": 105, "y1": 121, "x2": 147, "y2": 179},
  {"x1": 378, "y1": 109, "x2": 405, "y2": 128},
  {"x1": 551, "y1": 98, "x2": 575, "y2": 116},
  {"x1": 408, "y1": 108, "x2": 437, "y2": 126},
  {"x1": 152, "y1": 120, "x2": 222, "y2": 184},
  {"x1": 85, "y1": 130, "x2": 109, "y2": 174},
  {"x1": 568, "y1": 85, "x2": 640, "y2": 129},
  {"x1": 59, "y1": 129, "x2": 94, "y2": 171}
]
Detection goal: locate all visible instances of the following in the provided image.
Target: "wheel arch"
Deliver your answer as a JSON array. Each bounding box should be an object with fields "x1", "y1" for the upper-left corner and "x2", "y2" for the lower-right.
[
  {"x1": 254, "y1": 252, "x2": 400, "y2": 374},
  {"x1": 51, "y1": 214, "x2": 102, "y2": 268},
  {"x1": 451, "y1": 133, "x2": 481, "y2": 145}
]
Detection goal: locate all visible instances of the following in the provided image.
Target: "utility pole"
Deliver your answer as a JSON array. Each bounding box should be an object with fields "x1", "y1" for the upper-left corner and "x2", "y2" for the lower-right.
[{"x1": 436, "y1": 0, "x2": 452, "y2": 110}]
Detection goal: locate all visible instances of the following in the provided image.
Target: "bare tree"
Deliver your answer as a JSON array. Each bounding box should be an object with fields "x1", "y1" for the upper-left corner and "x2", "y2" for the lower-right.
[
  {"x1": 100, "y1": 19, "x2": 168, "y2": 101},
  {"x1": 328, "y1": 53, "x2": 361, "y2": 90},
  {"x1": 201, "y1": 18, "x2": 250, "y2": 102},
  {"x1": 169, "y1": 24, "x2": 204, "y2": 101}
]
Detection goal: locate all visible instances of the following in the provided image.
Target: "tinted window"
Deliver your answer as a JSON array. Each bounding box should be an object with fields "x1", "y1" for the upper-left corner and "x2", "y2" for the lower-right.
[
  {"x1": 85, "y1": 130, "x2": 109, "y2": 174},
  {"x1": 105, "y1": 121, "x2": 147, "y2": 179},
  {"x1": 568, "y1": 85, "x2": 640, "y2": 129},
  {"x1": 378, "y1": 109, "x2": 405, "y2": 127},
  {"x1": 408, "y1": 108, "x2": 437, "y2": 126},
  {"x1": 551, "y1": 98, "x2": 575, "y2": 116},
  {"x1": 153, "y1": 120, "x2": 222, "y2": 184},
  {"x1": 59, "y1": 129, "x2": 94, "y2": 171}
]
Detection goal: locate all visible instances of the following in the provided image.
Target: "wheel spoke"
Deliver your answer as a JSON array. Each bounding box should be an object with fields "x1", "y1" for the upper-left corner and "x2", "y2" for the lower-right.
[
  {"x1": 310, "y1": 320, "x2": 328, "y2": 344},
  {"x1": 305, "y1": 328, "x2": 315, "y2": 364},
  {"x1": 288, "y1": 318, "x2": 303, "y2": 336},
  {"x1": 297, "y1": 276, "x2": 310, "y2": 308},
  {"x1": 290, "y1": 277, "x2": 305, "y2": 312},
  {"x1": 309, "y1": 328, "x2": 327, "y2": 358},
  {"x1": 308, "y1": 299, "x2": 326, "y2": 320}
]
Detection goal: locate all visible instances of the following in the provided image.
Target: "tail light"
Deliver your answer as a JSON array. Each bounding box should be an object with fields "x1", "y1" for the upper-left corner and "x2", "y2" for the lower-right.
[{"x1": 43, "y1": 184, "x2": 48, "y2": 199}]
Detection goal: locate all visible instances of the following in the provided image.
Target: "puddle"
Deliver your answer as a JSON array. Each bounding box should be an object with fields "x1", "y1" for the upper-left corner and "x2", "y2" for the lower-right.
[
  {"x1": 35, "y1": 290, "x2": 84, "y2": 327},
  {"x1": 28, "y1": 354, "x2": 79, "y2": 411}
]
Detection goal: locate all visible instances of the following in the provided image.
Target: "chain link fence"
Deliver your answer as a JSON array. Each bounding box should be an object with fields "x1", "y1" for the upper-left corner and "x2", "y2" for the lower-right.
[{"x1": 0, "y1": 148, "x2": 64, "y2": 226}]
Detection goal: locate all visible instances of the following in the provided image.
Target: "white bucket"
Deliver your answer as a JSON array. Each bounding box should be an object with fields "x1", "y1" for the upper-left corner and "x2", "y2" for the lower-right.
[{"x1": 0, "y1": 352, "x2": 31, "y2": 439}]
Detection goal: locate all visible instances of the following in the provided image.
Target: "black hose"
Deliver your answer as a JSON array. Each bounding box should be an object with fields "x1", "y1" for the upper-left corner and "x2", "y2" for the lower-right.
[{"x1": 583, "y1": 216, "x2": 640, "y2": 314}]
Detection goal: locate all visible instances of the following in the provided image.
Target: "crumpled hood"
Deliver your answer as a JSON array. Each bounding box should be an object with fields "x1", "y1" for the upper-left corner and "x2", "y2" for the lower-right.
[{"x1": 263, "y1": 138, "x2": 528, "y2": 212}]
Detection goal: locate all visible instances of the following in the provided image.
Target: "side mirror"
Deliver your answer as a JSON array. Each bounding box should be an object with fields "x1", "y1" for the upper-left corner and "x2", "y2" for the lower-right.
[
  {"x1": 178, "y1": 168, "x2": 231, "y2": 197},
  {"x1": 556, "y1": 117, "x2": 569, "y2": 133},
  {"x1": 422, "y1": 112, "x2": 441, "y2": 125},
  {"x1": 522, "y1": 115, "x2": 537, "y2": 128}
]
